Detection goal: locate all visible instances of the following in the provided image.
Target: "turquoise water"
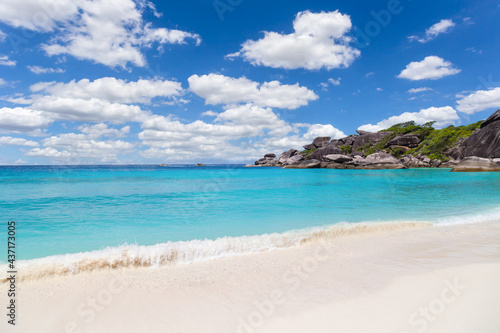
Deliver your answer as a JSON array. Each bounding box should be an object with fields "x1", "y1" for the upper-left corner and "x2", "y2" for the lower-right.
[{"x1": 1, "y1": 165, "x2": 500, "y2": 262}]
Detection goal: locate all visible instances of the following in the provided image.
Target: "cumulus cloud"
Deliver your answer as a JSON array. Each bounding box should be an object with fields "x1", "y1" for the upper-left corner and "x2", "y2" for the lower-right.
[
  {"x1": 188, "y1": 74, "x2": 318, "y2": 109},
  {"x1": 358, "y1": 106, "x2": 460, "y2": 132},
  {"x1": 139, "y1": 105, "x2": 345, "y2": 162},
  {"x1": 0, "y1": 136, "x2": 39, "y2": 147},
  {"x1": 0, "y1": 0, "x2": 200, "y2": 68},
  {"x1": 409, "y1": 19, "x2": 455, "y2": 43},
  {"x1": 397, "y1": 56, "x2": 461, "y2": 81},
  {"x1": 408, "y1": 87, "x2": 433, "y2": 94},
  {"x1": 0, "y1": 55, "x2": 16, "y2": 66},
  {"x1": 456, "y1": 87, "x2": 500, "y2": 114},
  {"x1": 7, "y1": 77, "x2": 186, "y2": 124},
  {"x1": 0, "y1": 107, "x2": 53, "y2": 135},
  {"x1": 27, "y1": 66, "x2": 65, "y2": 74},
  {"x1": 227, "y1": 10, "x2": 360, "y2": 70},
  {"x1": 27, "y1": 132, "x2": 135, "y2": 163},
  {"x1": 78, "y1": 123, "x2": 130, "y2": 138},
  {"x1": 31, "y1": 96, "x2": 149, "y2": 123},
  {"x1": 31, "y1": 77, "x2": 183, "y2": 104}
]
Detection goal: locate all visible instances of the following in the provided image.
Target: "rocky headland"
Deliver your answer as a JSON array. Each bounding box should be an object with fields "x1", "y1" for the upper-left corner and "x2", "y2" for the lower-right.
[{"x1": 249, "y1": 109, "x2": 500, "y2": 172}]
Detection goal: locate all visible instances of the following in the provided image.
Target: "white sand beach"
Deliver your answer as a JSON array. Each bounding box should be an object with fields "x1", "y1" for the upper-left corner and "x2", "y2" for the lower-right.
[{"x1": 2, "y1": 220, "x2": 500, "y2": 333}]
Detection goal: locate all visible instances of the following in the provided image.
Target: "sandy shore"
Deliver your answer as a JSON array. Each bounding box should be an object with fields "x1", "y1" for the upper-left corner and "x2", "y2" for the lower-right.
[{"x1": 2, "y1": 220, "x2": 500, "y2": 333}]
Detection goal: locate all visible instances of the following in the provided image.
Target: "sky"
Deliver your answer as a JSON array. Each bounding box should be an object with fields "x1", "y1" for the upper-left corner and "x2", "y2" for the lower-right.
[{"x1": 0, "y1": 0, "x2": 499, "y2": 165}]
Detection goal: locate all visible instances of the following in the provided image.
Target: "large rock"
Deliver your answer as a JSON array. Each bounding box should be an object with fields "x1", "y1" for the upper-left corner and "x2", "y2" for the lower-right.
[
  {"x1": 305, "y1": 143, "x2": 343, "y2": 161},
  {"x1": 450, "y1": 109, "x2": 500, "y2": 159},
  {"x1": 283, "y1": 159, "x2": 321, "y2": 169},
  {"x1": 452, "y1": 156, "x2": 500, "y2": 172},
  {"x1": 353, "y1": 152, "x2": 405, "y2": 169},
  {"x1": 356, "y1": 130, "x2": 373, "y2": 136},
  {"x1": 338, "y1": 136, "x2": 356, "y2": 146},
  {"x1": 255, "y1": 157, "x2": 276, "y2": 166},
  {"x1": 352, "y1": 131, "x2": 392, "y2": 152},
  {"x1": 283, "y1": 154, "x2": 305, "y2": 165},
  {"x1": 387, "y1": 134, "x2": 421, "y2": 148},
  {"x1": 264, "y1": 153, "x2": 276, "y2": 158},
  {"x1": 323, "y1": 154, "x2": 353, "y2": 163},
  {"x1": 312, "y1": 137, "x2": 331, "y2": 148},
  {"x1": 303, "y1": 144, "x2": 316, "y2": 150},
  {"x1": 278, "y1": 149, "x2": 299, "y2": 164}
]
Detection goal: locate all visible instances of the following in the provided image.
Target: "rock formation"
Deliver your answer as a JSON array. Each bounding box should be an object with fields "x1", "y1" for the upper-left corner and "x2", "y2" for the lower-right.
[{"x1": 250, "y1": 109, "x2": 500, "y2": 171}]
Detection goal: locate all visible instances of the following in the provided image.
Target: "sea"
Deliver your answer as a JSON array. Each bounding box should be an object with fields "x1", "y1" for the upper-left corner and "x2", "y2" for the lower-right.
[{"x1": 1, "y1": 165, "x2": 499, "y2": 279}]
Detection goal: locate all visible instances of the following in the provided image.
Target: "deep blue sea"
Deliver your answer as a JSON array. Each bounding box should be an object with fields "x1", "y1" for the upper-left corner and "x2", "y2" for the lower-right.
[{"x1": 1, "y1": 165, "x2": 500, "y2": 271}]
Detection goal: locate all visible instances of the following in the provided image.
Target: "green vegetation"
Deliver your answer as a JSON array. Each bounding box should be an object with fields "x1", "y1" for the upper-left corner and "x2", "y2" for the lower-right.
[
  {"x1": 300, "y1": 148, "x2": 317, "y2": 157},
  {"x1": 410, "y1": 121, "x2": 482, "y2": 161},
  {"x1": 351, "y1": 120, "x2": 483, "y2": 161},
  {"x1": 379, "y1": 120, "x2": 482, "y2": 161},
  {"x1": 339, "y1": 145, "x2": 352, "y2": 154}
]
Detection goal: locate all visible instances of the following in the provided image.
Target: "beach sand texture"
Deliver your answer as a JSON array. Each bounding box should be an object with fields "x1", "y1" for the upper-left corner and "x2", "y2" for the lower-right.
[{"x1": 1, "y1": 220, "x2": 500, "y2": 333}]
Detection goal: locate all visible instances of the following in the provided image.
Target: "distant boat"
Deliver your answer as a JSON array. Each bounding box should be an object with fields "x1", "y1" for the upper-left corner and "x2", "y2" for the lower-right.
[
  {"x1": 196, "y1": 163, "x2": 206, "y2": 166},
  {"x1": 158, "y1": 164, "x2": 168, "y2": 167}
]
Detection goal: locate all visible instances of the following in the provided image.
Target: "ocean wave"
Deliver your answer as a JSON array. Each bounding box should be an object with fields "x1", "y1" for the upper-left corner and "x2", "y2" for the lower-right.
[
  {"x1": 1, "y1": 221, "x2": 430, "y2": 282},
  {"x1": 3, "y1": 208, "x2": 499, "y2": 283}
]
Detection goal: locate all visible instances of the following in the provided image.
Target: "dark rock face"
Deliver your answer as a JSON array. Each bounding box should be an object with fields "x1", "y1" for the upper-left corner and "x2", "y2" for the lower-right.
[
  {"x1": 283, "y1": 159, "x2": 322, "y2": 169},
  {"x1": 303, "y1": 144, "x2": 316, "y2": 150},
  {"x1": 264, "y1": 153, "x2": 276, "y2": 158},
  {"x1": 312, "y1": 137, "x2": 331, "y2": 148},
  {"x1": 306, "y1": 143, "x2": 344, "y2": 161},
  {"x1": 338, "y1": 136, "x2": 356, "y2": 146},
  {"x1": 452, "y1": 156, "x2": 500, "y2": 172},
  {"x1": 387, "y1": 134, "x2": 421, "y2": 148},
  {"x1": 354, "y1": 152, "x2": 405, "y2": 169},
  {"x1": 356, "y1": 130, "x2": 373, "y2": 136},
  {"x1": 278, "y1": 149, "x2": 299, "y2": 164},
  {"x1": 352, "y1": 132, "x2": 392, "y2": 151},
  {"x1": 324, "y1": 154, "x2": 353, "y2": 163},
  {"x1": 481, "y1": 109, "x2": 500, "y2": 128},
  {"x1": 453, "y1": 110, "x2": 500, "y2": 159},
  {"x1": 283, "y1": 154, "x2": 305, "y2": 165}
]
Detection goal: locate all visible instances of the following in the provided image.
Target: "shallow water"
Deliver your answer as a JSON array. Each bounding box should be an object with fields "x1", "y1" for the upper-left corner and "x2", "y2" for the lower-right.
[{"x1": 0, "y1": 165, "x2": 499, "y2": 262}]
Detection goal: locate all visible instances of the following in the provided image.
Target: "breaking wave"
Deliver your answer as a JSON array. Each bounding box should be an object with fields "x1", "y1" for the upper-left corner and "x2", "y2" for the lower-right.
[
  {"x1": 1, "y1": 221, "x2": 430, "y2": 282},
  {"x1": 2, "y1": 208, "x2": 499, "y2": 283}
]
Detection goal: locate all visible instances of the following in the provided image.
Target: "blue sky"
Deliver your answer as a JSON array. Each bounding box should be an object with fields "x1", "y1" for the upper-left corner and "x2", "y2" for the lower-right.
[{"x1": 0, "y1": 0, "x2": 499, "y2": 164}]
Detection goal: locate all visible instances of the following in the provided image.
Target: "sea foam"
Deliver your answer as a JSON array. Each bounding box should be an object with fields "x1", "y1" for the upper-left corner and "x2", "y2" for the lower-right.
[{"x1": 1, "y1": 220, "x2": 430, "y2": 282}]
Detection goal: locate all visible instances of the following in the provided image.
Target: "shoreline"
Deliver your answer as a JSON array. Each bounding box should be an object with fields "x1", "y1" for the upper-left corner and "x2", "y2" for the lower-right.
[
  {"x1": 2, "y1": 219, "x2": 500, "y2": 332},
  {"x1": 3, "y1": 205, "x2": 500, "y2": 282}
]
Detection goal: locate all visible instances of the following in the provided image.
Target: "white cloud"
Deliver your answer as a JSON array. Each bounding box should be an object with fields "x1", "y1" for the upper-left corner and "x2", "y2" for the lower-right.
[
  {"x1": 0, "y1": 55, "x2": 16, "y2": 66},
  {"x1": 408, "y1": 87, "x2": 433, "y2": 94},
  {"x1": 397, "y1": 56, "x2": 461, "y2": 81},
  {"x1": 188, "y1": 74, "x2": 318, "y2": 109},
  {"x1": 376, "y1": 87, "x2": 383, "y2": 92},
  {"x1": 31, "y1": 96, "x2": 149, "y2": 123},
  {"x1": 0, "y1": 107, "x2": 53, "y2": 135},
  {"x1": 409, "y1": 19, "x2": 455, "y2": 43},
  {"x1": 201, "y1": 110, "x2": 218, "y2": 117},
  {"x1": 31, "y1": 77, "x2": 183, "y2": 104},
  {"x1": 138, "y1": 104, "x2": 345, "y2": 162},
  {"x1": 27, "y1": 147, "x2": 72, "y2": 158},
  {"x1": 0, "y1": 78, "x2": 6, "y2": 86},
  {"x1": 27, "y1": 132, "x2": 135, "y2": 163},
  {"x1": 78, "y1": 123, "x2": 130, "y2": 138},
  {"x1": 0, "y1": 29, "x2": 6, "y2": 42},
  {"x1": 27, "y1": 66, "x2": 65, "y2": 74},
  {"x1": 456, "y1": 87, "x2": 500, "y2": 114},
  {"x1": 0, "y1": 136, "x2": 39, "y2": 147},
  {"x1": 227, "y1": 10, "x2": 360, "y2": 70},
  {"x1": 328, "y1": 78, "x2": 341, "y2": 86},
  {"x1": 15, "y1": 77, "x2": 185, "y2": 124},
  {"x1": 358, "y1": 106, "x2": 460, "y2": 132},
  {"x1": 0, "y1": 0, "x2": 200, "y2": 68}
]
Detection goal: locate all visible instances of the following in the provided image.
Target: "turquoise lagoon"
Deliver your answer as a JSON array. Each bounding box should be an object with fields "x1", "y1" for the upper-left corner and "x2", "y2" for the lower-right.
[{"x1": 0, "y1": 165, "x2": 499, "y2": 268}]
